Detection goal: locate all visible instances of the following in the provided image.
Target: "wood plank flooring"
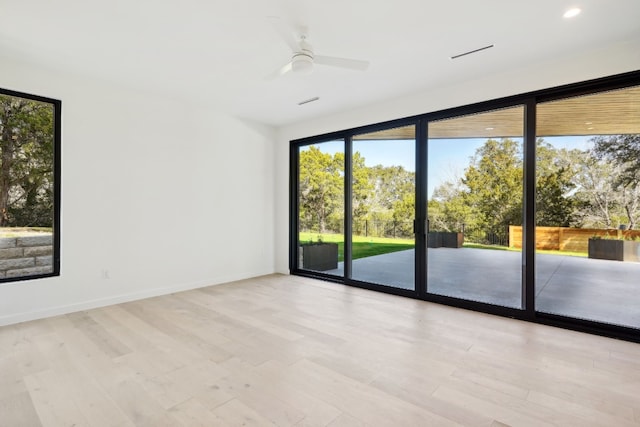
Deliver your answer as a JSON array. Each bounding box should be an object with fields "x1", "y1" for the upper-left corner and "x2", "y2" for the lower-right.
[{"x1": 1, "y1": 274, "x2": 640, "y2": 426}]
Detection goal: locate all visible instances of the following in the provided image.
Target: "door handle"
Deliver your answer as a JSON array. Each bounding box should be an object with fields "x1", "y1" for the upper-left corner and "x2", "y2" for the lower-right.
[{"x1": 413, "y1": 219, "x2": 430, "y2": 234}]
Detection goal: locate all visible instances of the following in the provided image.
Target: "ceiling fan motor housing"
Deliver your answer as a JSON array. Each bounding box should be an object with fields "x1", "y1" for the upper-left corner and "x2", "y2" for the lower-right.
[
  {"x1": 292, "y1": 52, "x2": 314, "y2": 74},
  {"x1": 292, "y1": 38, "x2": 314, "y2": 74}
]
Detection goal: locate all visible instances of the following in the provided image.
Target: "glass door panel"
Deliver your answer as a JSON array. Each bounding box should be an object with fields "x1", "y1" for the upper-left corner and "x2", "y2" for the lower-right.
[
  {"x1": 297, "y1": 140, "x2": 344, "y2": 277},
  {"x1": 350, "y1": 125, "x2": 416, "y2": 289},
  {"x1": 535, "y1": 86, "x2": 640, "y2": 329},
  {"x1": 427, "y1": 106, "x2": 524, "y2": 308}
]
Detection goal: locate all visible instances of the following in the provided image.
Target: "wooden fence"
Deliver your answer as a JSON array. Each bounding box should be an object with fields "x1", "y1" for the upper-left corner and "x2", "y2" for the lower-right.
[{"x1": 509, "y1": 226, "x2": 640, "y2": 253}]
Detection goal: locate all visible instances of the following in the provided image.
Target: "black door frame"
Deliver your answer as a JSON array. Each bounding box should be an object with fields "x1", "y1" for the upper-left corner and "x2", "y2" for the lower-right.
[{"x1": 290, "y1": 69, "x2": 640, "y2": 343}]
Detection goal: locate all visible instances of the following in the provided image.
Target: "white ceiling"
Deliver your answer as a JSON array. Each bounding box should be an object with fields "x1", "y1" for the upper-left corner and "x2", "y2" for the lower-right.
[{"x1": 1, "y1": 0, "x2": 639, "y2": 126}]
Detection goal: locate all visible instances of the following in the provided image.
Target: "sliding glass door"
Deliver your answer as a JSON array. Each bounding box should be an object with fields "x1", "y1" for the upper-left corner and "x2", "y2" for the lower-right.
[
  {"x1": 426, "y1": 106, "x2": 525, "y2": 308},
  {"x1": 291, "y1": 71, "x2": 640, "y2": 341},
  {"x1": 350, "y1": 126, "x2": 416, "y2": 290},
  {"x1": 535, "y1": 85, "x2": 640, "y2": 329},
  {"x1": 297, "y1": 139, "x2": 344, "y2": 277}
]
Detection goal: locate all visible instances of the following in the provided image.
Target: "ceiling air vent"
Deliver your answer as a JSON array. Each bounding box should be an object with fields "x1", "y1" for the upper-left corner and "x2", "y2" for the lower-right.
[
  {"x1": 298, "y1": 97, "x2": 319, "y2": 106},
  {"x1": 450, "y1": 44, "x2": 494, "y2": 60}
]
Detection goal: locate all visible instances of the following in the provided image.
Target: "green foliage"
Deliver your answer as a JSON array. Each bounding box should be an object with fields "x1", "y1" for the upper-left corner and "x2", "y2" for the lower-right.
[
  {"x1": 535, "y1": 140, "x2": 578, "y2": 226},
  {"x1": 588, "y1": 135, "x2": 640, "y2": 229},
  {"x1": 429, "y1": 180, "x2": 476, "y2": 233},
  {"x1": 570, "y1": 151, "x2": 618, "y2": 228},
  {"x1": 566, "y1": 136, "x2": 640, "y2": 230},
  {"x1": 592, "y1": 134, "x2": 640, "y2": 187},
  {"x1": 391, "y1": 192, "x2": 415, "y2": 236},
  {"x1": 298, "y1": 146, "x2": 343, "y2": 233},
  {"x1": 298, "y1": 133, "x2": 640, "y2": 247},
  {"x1": 368, "y1": 164, "x2": 415, "y2": 210},
  {"x1": 430, "y1": 138, "x2": 580, "y2": 242},
  {"x1": 461, "y1": 138, "x2": 523, "y2": 239},
  {"x1": 351, "y1": 151, "x2": 373, "y2": 224},
  {"x1": 299, "y1": 144, "x2": 416, "y2": 237},
  {"x1": 0, "y1": 95, "x2": 54, "y2": 227}
]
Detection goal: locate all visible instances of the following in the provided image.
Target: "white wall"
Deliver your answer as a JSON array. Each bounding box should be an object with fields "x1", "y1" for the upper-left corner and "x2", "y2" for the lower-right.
[
  {"x1": 274, "y1": 40, "x2": 640, "y2": 273},
  {"x1": 2, "y1": 37, "x2": 637, "y2": 323},
  {"x1": 0, "y1": 56, "x2": 276, "y2": 326}
]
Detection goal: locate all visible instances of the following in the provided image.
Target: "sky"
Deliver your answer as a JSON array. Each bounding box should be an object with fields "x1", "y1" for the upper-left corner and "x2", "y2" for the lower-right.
[{"x1": 304, "y1": 135, "x2": 594, "y2": 198}]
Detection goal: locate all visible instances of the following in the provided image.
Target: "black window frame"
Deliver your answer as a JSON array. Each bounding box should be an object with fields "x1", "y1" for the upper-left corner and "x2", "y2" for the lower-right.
[
  {"x1": 290, "y1": 69, "x2": 640, "y2": 343},
  {"x1": 0, "y1": 87, "x2": 61, "y2": 283}
]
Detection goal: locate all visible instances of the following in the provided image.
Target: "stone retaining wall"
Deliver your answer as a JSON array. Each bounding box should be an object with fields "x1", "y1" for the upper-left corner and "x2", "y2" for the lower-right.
[{"x1": 0, "y1": 234, "x2": 54, "y2": 278}]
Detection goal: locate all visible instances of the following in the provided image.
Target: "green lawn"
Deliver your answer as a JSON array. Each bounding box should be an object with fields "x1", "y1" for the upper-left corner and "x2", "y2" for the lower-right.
[
  {"x1": 300, "y1": 232, "x2": 587, "y2": 261},
  {"x1": 463, "y1": 242, "x2": 587, "y2": 257},
  {"x1": 299, "y1": 232, "x2": 414, "y2": 261}
]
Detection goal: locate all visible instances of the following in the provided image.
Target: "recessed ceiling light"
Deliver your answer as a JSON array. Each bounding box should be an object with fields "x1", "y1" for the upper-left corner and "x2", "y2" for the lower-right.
[{"x1": 563, "y1": 8, "x2": 581, "y2": 18}]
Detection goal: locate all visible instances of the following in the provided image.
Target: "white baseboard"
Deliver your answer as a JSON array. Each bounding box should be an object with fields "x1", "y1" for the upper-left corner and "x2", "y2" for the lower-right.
[{"x1": 0, "y1": 270, "x2": 272, "y2": 327}]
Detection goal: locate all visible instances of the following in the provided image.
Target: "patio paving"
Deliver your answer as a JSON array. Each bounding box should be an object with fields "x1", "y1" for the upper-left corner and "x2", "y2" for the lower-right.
[{"x1": 324, "y1": 248, "x2": 640, "y2": 330}]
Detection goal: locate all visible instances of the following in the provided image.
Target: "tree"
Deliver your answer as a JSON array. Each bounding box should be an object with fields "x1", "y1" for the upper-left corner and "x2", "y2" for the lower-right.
[
  {"x1": 570, "y1": 151, "x2": 617, "y2": 228},
  {"x1": 351, "y1": 151, "x2": 373, "y2": 225},
  {"x1": 462, "y1": 138, "x2": 523, "y2": 239},
  {"x1": 391, "y1": 192, "x2": 415, "y2": 237},
  {"x1": 0, "y1": 95, "x2": 54, "y2": 227},
  {"x1": 592, "y1": 134, "x2": 640, "y2": 187},
  {"x1": 298, "y1": 145, "x2": 419, "y2": 237},
  {"x1": 429, "y1": 178, "x2": 476, "y2": 233},
  {"x1": 616, "y1": 182, "x2": 640, "y2": 230},
  {"x1": 535, "y1": 140, "x2": 578, "y2": 227},
  {"x1": 555, "y1": 143, "x2": 640, "y2": 230},
  {"x1": 355, "y1": 164, "x2": 415, "y2": 236},
  {"x1": 298, "y1": 146, "x2": 343, "y2": 233},
  {"x1": 590, "y1": 134, "x2": 640, "y2": 229},
  {"x1": 368, "y1": 165, "x2": 415, "y2": 211}
]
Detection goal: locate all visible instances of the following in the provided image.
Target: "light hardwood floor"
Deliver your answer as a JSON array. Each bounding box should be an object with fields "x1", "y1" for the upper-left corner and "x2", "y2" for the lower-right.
[{"x1": 1, "y1": 274, "x2": 640, "y2": 426}]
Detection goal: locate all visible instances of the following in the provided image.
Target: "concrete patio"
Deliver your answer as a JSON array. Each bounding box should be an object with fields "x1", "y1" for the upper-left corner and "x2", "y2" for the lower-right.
[{"x1": 325, "y1": 248, "x2": 640, "y2": 329}]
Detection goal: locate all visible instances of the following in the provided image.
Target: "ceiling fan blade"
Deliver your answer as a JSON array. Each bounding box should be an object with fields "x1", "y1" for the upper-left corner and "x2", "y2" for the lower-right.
[
  {"x1": 265, "y1": 62, "x2": 293, "y2": 80},
  {"x1": 315, "y1": 55, "x2": 370, "y2": 71},
  {"x1": 268, "y1": 16, "x2": 300, "y2": 52}
]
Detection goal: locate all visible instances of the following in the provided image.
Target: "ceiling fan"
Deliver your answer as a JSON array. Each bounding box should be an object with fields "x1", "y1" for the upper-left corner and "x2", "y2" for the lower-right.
[{"x1": 267, "y1": 20, "x2": 370, "y2": 79}]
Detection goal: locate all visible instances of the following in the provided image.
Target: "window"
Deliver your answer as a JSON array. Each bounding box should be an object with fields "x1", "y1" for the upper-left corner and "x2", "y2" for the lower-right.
[
  {"x1": 296, "y1": 139, "x2": 344, "y2": 277},
  {"x1": 427, "y1": 105, "x2": 524, "y2": 308},
  {"x1": 535, "y1": 85, "x2": 640, "y2": 329},
  {"x1": 290, "y1": 70, "x2": 640, "y2": 342},
  {"x1": 0, "y1": 88, "x2": 60, "y2": 282},
  {"x1": 350, "y1": 125, "x2": 416, "y2": 289}
]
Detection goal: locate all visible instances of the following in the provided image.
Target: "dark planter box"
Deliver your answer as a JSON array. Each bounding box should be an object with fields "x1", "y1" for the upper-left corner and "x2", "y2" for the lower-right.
[
  {"x1": 427, "y1": 232, "x2": 442, "y2": 248},
  {"x1": 300, "y1": 243, "x2": 339, "y2": 271},
  {"x1": 441, "y1": 232, "x2": 464, "y2": 248},
  {"x1": 428, "y1": 232, "x2": 464, "y2": 248},
  {"x1": 588, "y1": 239, "x2": 640, "y2": 262}
]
